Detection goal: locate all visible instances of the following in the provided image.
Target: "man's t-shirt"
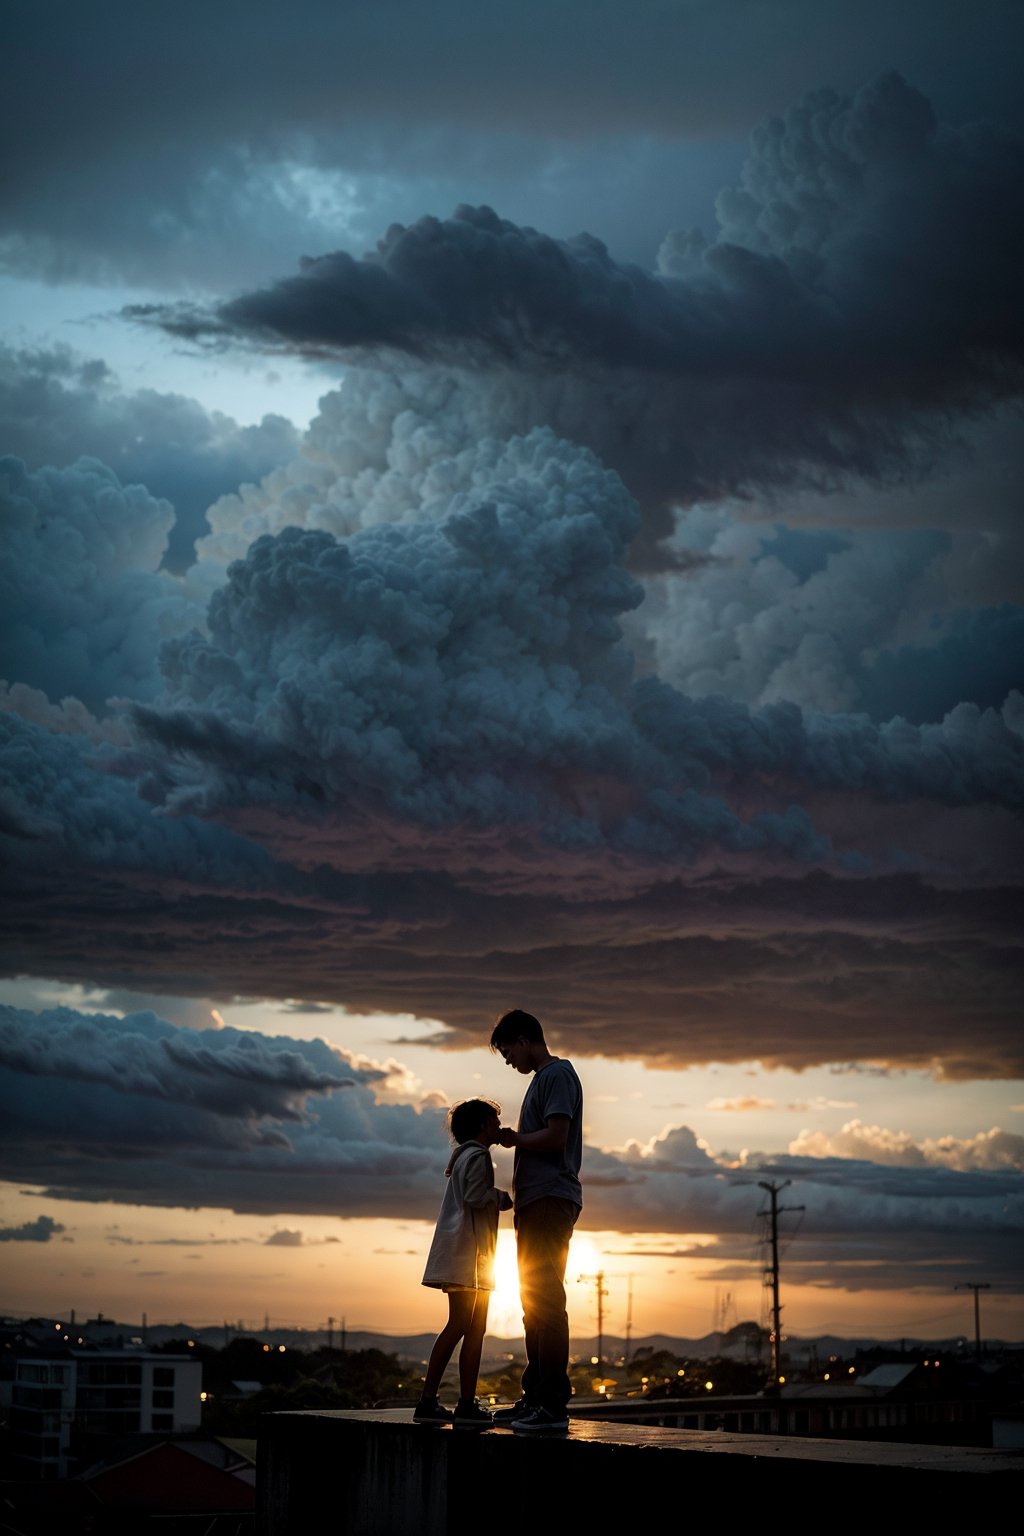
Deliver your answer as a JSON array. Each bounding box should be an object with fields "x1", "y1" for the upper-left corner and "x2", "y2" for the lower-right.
[{"x1": 513, "y1": 1057, "x2": 583, "y2": 1211}]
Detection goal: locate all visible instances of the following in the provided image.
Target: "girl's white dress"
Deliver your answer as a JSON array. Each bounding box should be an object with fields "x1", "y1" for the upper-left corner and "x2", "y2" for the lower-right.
[{"x1": 421, "y1": 1140, "x2": 512, "y2": 1291}]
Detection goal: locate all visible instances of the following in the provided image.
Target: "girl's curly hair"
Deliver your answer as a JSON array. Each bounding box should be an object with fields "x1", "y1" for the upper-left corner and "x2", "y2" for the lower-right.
[{"x1": 447, "y1": 1097, "x2": 500, "y2": 1143}]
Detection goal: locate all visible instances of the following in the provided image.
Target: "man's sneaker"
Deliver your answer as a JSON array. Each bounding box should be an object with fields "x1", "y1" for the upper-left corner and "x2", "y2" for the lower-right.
[
  {"x1": 452, "y1": 1398, "x2": 493, "y2": 1427},
  {"x1": 511, "y1": 1405, "x2": 570, "y2": 1432},
  {"x1": 491, "y1": 1397, "x2": 533, "y2": 1424},
  {"x1": 413, "y1": 1396, "x2": 453, "y2": 1424}
]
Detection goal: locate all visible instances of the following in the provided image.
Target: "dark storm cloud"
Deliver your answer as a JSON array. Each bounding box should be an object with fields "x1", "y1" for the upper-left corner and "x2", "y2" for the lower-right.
[
  {"x1": 0, "y1": 1003, "x2": 453, "y2": 1215},
  {"x1": 858, "y1": 607, "x2": 1024, "y2": 725},
  {"x1": 0, "y1": 1005, "x2": 353, "y2": 1122},
  {"x1": 1, "y1": 395, "x2": 1021, "y2": 1076},
  {"x1": 0, "y1": 1214, "x2": 65, "y2": 1242},
  {"x1": 0, "y1": 35, "x2": 1020, "y2": 1098},
  {"x1": 0, "y1": 713, "x2": 284, "y2": 888},
  {"x1": 1, "y1": 1003, "x2": 1017, "y2": 1288},
  {"x1": 4, "y1": 3, "x2": 1023, "y2": 283},
  {"x1": 4, "y1": 826, "x2": 1022, "y2": 1077},
  {"x1": 0, "y1": 345, "x2": 299, "y2": 570},
  {"x1": 137, "y1": 74, "x2": 1024, "y2": 553}
]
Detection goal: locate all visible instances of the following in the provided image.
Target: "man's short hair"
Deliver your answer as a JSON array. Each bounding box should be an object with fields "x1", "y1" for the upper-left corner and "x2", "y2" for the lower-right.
[
  {"x1": 448, "y1": 1098, "x2": 499, "y2": 1144},
  {"x1": 489, "y1": 1009, "x2": 545, "y2": 1051}
]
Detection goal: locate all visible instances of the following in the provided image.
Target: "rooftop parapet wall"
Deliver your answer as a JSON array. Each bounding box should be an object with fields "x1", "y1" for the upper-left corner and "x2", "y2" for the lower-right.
[{"x1": 257, "y1": 1408, "x2": 1024, "y2": 1536}]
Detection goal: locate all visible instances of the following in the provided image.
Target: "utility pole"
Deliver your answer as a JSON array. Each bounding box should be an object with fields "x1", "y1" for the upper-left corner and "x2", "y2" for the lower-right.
[
  {"x1": 758, "y1": 1179, "x2": 804, "y2": 1386},
  {"x1": 327, "y1": 1316, "x2": 335, "y2": 1351},
  {"x1": 955, "y1": 1283, "x2": 990, "y2": 1360},
  {"x1": 340, "y1": 1316, "x2": 346, "y2": 1354},
  {"x1": 624, "y1": 1275, "x2": 633, "y2": 1367},
  {"x1": 578, "y1": 1271, "x2": 609, "y2": 1367}
]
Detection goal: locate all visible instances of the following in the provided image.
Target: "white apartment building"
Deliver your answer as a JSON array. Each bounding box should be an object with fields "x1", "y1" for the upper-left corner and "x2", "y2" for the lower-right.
[{"x1": 11, "y1": 1348, "x2": 203, "y2": 1478}]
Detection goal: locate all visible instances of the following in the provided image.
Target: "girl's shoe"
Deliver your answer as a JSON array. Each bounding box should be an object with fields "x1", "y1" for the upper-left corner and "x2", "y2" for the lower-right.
[
  {"x1": 413, "y1": 1396, "x2": 453, "y2": 1423},
  {"x1": 452, "y1": 1398, "x2": 494, "y2": 1426}
]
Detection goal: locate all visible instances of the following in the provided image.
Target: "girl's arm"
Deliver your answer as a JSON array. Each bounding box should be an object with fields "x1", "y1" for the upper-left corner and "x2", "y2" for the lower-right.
[{"x1": 460, "y1": 1147, "x2": 503, "y2": 1209}]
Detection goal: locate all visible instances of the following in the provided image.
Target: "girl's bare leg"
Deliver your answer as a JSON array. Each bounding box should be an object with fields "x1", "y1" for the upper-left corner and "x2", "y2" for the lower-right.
[
  {"x1": 458, "y1": 1290, "x2": 491, "y2": 1401},
  {"x1": 423, "y1": 1291, "x2": 475, "y2": 1399}
]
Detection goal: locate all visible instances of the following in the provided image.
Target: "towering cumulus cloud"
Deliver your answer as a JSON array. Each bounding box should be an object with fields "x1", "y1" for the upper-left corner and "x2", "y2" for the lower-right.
[
  {"x1": 138, "y1": 74, "x2": 1023, "y2": 558},
  {"x1": 1, "y1": 72, "x2": 1022, "y2": 1087}
]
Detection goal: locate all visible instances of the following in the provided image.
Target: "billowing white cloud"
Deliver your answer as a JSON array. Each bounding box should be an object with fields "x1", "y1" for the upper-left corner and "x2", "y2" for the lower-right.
[
  {"x1": 0, "y1": 343, "x2": 300, "y2": 570},
  {"x1": 0, "y1": 456, "x2": 201, "y2": 711},
  {"x1": 632, "y1": 507, "x2": 1024, "y2": 721},
  {"x1": 789, "y1": 1118, "x2": 1024, "y2": 1171}
]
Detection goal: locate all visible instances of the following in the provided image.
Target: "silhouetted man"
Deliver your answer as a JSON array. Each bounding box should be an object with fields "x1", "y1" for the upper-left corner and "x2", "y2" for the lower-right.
[{"x1": 490, "y1": 1008, "x2": 583, "y2": 1431}]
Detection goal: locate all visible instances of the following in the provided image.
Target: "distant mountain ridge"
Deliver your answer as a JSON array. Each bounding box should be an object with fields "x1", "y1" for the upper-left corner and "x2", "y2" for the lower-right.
[{"x1": 60, "y1": 1317, "x2": 1002, "y2": 1362}]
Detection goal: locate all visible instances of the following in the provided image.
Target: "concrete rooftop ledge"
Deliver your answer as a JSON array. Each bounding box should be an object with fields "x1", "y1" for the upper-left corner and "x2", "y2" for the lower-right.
[{"x1": 257, "y1": 1407, "x2": 1024, "y2": 1535}]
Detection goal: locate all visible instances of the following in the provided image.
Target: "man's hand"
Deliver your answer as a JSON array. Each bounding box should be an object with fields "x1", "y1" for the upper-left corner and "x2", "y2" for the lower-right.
[
  {"x1": 497, "y1": 1127, "x2": 518, "y2": 1148},
  {"x1": 507, "y1": 1116, "x2": 570, "y2": 1154}
]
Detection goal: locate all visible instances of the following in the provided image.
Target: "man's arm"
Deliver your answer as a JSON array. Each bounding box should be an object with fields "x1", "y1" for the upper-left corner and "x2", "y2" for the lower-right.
[{"x1": 498, "y1": 1115, "x2": 569, "y2": 1153}]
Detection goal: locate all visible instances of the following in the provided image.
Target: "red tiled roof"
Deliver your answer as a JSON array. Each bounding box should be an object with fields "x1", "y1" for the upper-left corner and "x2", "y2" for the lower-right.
[{"x1": 86, "y1": 1442, "x2": 255, "y2": 1513}]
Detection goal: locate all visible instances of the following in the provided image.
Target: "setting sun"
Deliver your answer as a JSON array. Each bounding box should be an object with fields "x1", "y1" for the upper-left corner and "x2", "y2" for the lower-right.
[
  {"x1": 488, "y1": 1231, "x2": 522, "y2": 1336},
  {"x1": 486, "y1": 1229, "x2": 606, "y2": 1339},
  {"x1": 566, "y1": 1233, "x2": 602, "y2": 1284}
]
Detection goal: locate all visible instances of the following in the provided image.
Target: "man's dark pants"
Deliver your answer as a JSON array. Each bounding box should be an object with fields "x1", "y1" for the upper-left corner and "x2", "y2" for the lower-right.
[{"x1": 514, "y1": 1195, "x2": 579, "y2": 1412}]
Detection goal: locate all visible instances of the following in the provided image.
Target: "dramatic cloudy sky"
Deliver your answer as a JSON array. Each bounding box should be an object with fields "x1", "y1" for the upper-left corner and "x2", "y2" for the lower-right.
[{"x1": 2, "y1": 1, "x2": 1021, "y2": 1346}]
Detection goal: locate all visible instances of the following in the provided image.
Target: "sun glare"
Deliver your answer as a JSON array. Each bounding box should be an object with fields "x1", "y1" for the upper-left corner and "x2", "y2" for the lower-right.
[
  {"x1": 566, "y1": 1233, "x2": 602, "y2": 1283},
  {"x1": 489, "y1": 1231, "x2": 522, "y2": 1336},
  {"x1": 486, "y1": 1230, "x2": 605, "y2": 1339}
]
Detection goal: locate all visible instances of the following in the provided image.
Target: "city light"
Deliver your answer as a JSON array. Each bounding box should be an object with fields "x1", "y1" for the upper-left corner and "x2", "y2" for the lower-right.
[{"x1": 704, "y1": 1381, "x2": 713, "y2": 1391}]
